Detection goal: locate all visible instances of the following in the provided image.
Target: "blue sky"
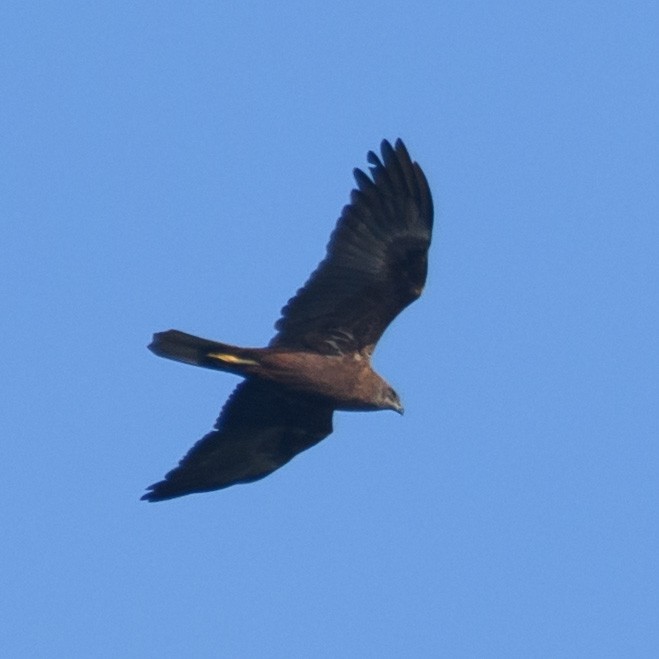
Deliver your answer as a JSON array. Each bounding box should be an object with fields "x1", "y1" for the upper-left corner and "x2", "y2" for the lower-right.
[{"x1": 2, "y1": 2, "x2": 658, "y2": 656}]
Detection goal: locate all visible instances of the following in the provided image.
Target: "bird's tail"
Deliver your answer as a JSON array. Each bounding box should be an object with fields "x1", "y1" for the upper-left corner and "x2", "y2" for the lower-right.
[{"x1": 148, "y1": 330, "x2": 262, "y2": 374}]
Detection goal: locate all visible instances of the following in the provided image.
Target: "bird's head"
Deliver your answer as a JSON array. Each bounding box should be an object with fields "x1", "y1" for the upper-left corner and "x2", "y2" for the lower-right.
[{"x1": 381, "y1": 384, "x2": 404, "y2": 415}]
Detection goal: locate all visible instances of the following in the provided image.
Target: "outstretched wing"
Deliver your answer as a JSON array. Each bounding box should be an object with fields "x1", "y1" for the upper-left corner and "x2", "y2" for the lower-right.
[
  {"x1": 142, "y1": 378, "x2": 334, "y2": 501},
  {"x1": 270, "y1": 139, "x2": 433, "y2": 355}
]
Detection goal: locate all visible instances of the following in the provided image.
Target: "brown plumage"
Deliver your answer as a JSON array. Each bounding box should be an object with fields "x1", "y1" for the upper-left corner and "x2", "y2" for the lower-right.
[{"x1": 143, "y1": 139, "x2": 433, "y2": 501}]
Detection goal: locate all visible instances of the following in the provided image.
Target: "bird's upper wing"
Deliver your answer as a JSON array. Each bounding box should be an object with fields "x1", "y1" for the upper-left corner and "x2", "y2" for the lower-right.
[
  {"x1": 270, "y1": 139, "x2": 433, "y2": 355},
  {"x1": 142, "y1": 378, "x2": 334, "y2": 501}
]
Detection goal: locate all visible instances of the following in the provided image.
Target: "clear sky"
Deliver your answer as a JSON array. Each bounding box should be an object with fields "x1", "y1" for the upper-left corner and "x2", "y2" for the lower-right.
[{"x1": 2, "y1": 2, "x2": 658, "y2": 657}]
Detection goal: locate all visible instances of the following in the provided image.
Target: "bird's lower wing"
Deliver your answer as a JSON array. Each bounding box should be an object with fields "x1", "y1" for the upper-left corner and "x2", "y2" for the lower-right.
[{"x1": 142, "y1": 378, "x2": 334, "y2": 501}]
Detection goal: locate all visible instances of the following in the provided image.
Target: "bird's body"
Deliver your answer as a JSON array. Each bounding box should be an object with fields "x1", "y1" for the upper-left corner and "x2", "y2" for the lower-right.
[
  {"x1": 144, "y1": 139, "x2": 433, "y2": 501},
  {"x1": 150, "y1": 330, "x2": 396, "y2": 412}
]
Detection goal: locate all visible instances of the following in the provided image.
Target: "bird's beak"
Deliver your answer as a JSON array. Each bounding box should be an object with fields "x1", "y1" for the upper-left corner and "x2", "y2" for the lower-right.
[{"x1": 394, "y1": 403, "x2": 404, "y2": 416}]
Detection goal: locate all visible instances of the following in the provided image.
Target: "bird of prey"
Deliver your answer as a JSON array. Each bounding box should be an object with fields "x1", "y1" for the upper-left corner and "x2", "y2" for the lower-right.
[{"x1": 143, "y1": 139, "x2": 433, "y2": 501}]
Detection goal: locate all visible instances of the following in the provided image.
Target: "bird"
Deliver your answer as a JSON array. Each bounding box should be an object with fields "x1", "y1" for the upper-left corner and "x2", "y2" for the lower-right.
[{"x1": 143, "y1": 139, "x2": 433, "y2": 501}]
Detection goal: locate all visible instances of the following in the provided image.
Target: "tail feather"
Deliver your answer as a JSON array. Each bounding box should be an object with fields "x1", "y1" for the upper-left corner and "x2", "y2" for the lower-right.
[{"x1": 148, "y1": 330, "x2": 259, "y2": 373}]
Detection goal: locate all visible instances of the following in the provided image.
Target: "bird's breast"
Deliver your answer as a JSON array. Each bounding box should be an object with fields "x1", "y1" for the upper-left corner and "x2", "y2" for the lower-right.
[{"x1": 256, "y1": 350, "x2": 381, "y2": 409}]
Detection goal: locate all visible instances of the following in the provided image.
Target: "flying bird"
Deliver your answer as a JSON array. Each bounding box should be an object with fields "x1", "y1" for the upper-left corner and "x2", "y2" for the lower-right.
[{"x1": 143, "y1": 139, "x2": 433, "y2": 501}]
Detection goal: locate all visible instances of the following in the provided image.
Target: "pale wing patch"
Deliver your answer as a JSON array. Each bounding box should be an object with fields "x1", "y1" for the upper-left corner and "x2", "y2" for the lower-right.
[{"x1": 208, "y1": 353, "x2": 259, "y2": 366}]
